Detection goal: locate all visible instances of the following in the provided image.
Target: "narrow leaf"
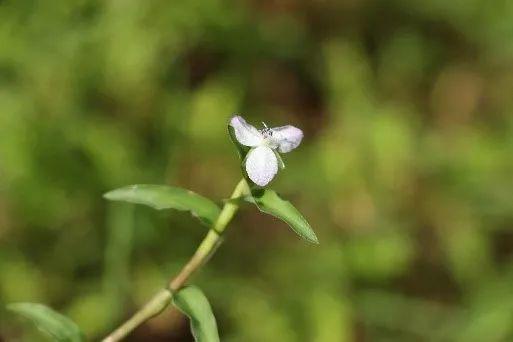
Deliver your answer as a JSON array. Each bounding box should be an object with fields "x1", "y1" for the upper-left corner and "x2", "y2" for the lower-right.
[
  {"x1": 7, "y1": 302, "x2": 84, "y2": 342},
  {"x1": 249, "y1": 189, "x2": 319, "y2": 244},
  {"x1": 104, "y1": 185, "x2": 221, "y2": 226},
  {"x1": 172, "y1": 286, "x2": 220, "y2": 342}
]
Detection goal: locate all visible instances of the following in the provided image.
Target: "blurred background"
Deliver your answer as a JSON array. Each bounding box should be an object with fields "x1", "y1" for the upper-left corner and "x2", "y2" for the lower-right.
[{"x1": 1, "y1": 0, "x2": 513, "y2": 341}]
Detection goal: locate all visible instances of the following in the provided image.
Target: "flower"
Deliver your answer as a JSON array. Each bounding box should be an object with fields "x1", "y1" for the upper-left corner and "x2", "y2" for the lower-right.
[{"x1": 229, "y1": 115, "x2": 303, "y2": 186}]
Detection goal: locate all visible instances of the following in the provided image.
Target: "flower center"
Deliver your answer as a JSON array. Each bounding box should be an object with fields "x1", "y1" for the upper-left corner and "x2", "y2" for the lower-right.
[{"x1": 261, "y1": 127, "x2": 274, "y2": 138}]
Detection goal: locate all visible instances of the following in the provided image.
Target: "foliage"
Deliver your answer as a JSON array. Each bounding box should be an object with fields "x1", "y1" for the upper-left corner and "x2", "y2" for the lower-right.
[
  {"x1": 104, "y1": 185, "x2": 221, "y2": 226},
  {"x1": 7, "y1": 303, "x2": 84, "y2": 342},
  {"x1": 247, "y1": 189, "x2": 318, "y2": 244},
  {"x1": 172, "y1": 286, "x2": 219, "y2": 342}
]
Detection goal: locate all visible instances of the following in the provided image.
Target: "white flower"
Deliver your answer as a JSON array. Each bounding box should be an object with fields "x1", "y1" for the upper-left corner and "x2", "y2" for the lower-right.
[{"x1": 230, "y1": 115, "x2": 304, "y2": 186}]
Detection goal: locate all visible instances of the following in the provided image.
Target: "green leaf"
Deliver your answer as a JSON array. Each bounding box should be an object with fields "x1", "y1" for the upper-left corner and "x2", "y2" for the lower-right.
[
  {"x1": 7, "y1": 302, "x2": 84, "y2": 342},
  {"x1": 172, "y1": 286, "x2": 220, "y2": 342},
  {"x1": 248, "y1": 189, "x2": 319, "y2": 244},
  {"x1": 104, "y1": 185, "x2": 221, "y2": 226}
]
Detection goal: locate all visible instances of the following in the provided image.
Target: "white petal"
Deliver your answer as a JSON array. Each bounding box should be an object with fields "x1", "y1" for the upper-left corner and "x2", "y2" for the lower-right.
[
  {"x1": 245, "y1": 146, "x2": 278, "y2": 186},
  {"x1": 269, "y1": 125, "x2": 303, "y2": 153},
  {"x1": 229, "y1": 115, "x2": 264, "y2": 147}
]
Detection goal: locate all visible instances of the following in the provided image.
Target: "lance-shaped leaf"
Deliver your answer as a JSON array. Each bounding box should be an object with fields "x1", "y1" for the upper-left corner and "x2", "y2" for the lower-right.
[
  {"x1": 104, "y1": 185, "x2": 221, "y2": 226},
  {"x1": 248, "y1": 189, "x2": 319, "y2": 244},
  {"x1": 7, "y1": 303, "x2": 84, "y2": 342},
  {"x1": 172, "y1": 286, "x2": 220, "y2": 342}
]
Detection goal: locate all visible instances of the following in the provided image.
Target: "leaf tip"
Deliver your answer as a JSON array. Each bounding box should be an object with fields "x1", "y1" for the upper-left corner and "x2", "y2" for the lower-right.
[
  {"x1": 306, "y1": 233, "x2": 320, "y2": 244},
  {"x1": 103, "y1": 191, "x2": 115, "y2": 200},
  {"x1": 103, "y1": 185, "x2": 138, "y2": 201},
  {"x1": 6, "y1": 302, "x2": 36, "y2": 313},
  {"x1": 6, "y1": 303, "x2": 20, "y2": 312}
]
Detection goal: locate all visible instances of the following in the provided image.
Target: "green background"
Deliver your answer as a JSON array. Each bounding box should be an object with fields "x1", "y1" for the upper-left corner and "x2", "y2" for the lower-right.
[{"x1": 1, "y1": 0, "x2": 513, "y2": 340}]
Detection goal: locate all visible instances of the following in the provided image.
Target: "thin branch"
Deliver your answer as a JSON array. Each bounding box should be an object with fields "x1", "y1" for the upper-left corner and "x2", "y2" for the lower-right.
[{"x1": 102, "y1": 179, "x2": 248, "y2": 342}]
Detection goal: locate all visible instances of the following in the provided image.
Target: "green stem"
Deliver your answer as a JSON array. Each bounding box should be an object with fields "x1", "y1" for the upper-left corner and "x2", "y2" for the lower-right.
[{"x1": 102, "y1": 179, "x2": 248, "y2": 342}]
